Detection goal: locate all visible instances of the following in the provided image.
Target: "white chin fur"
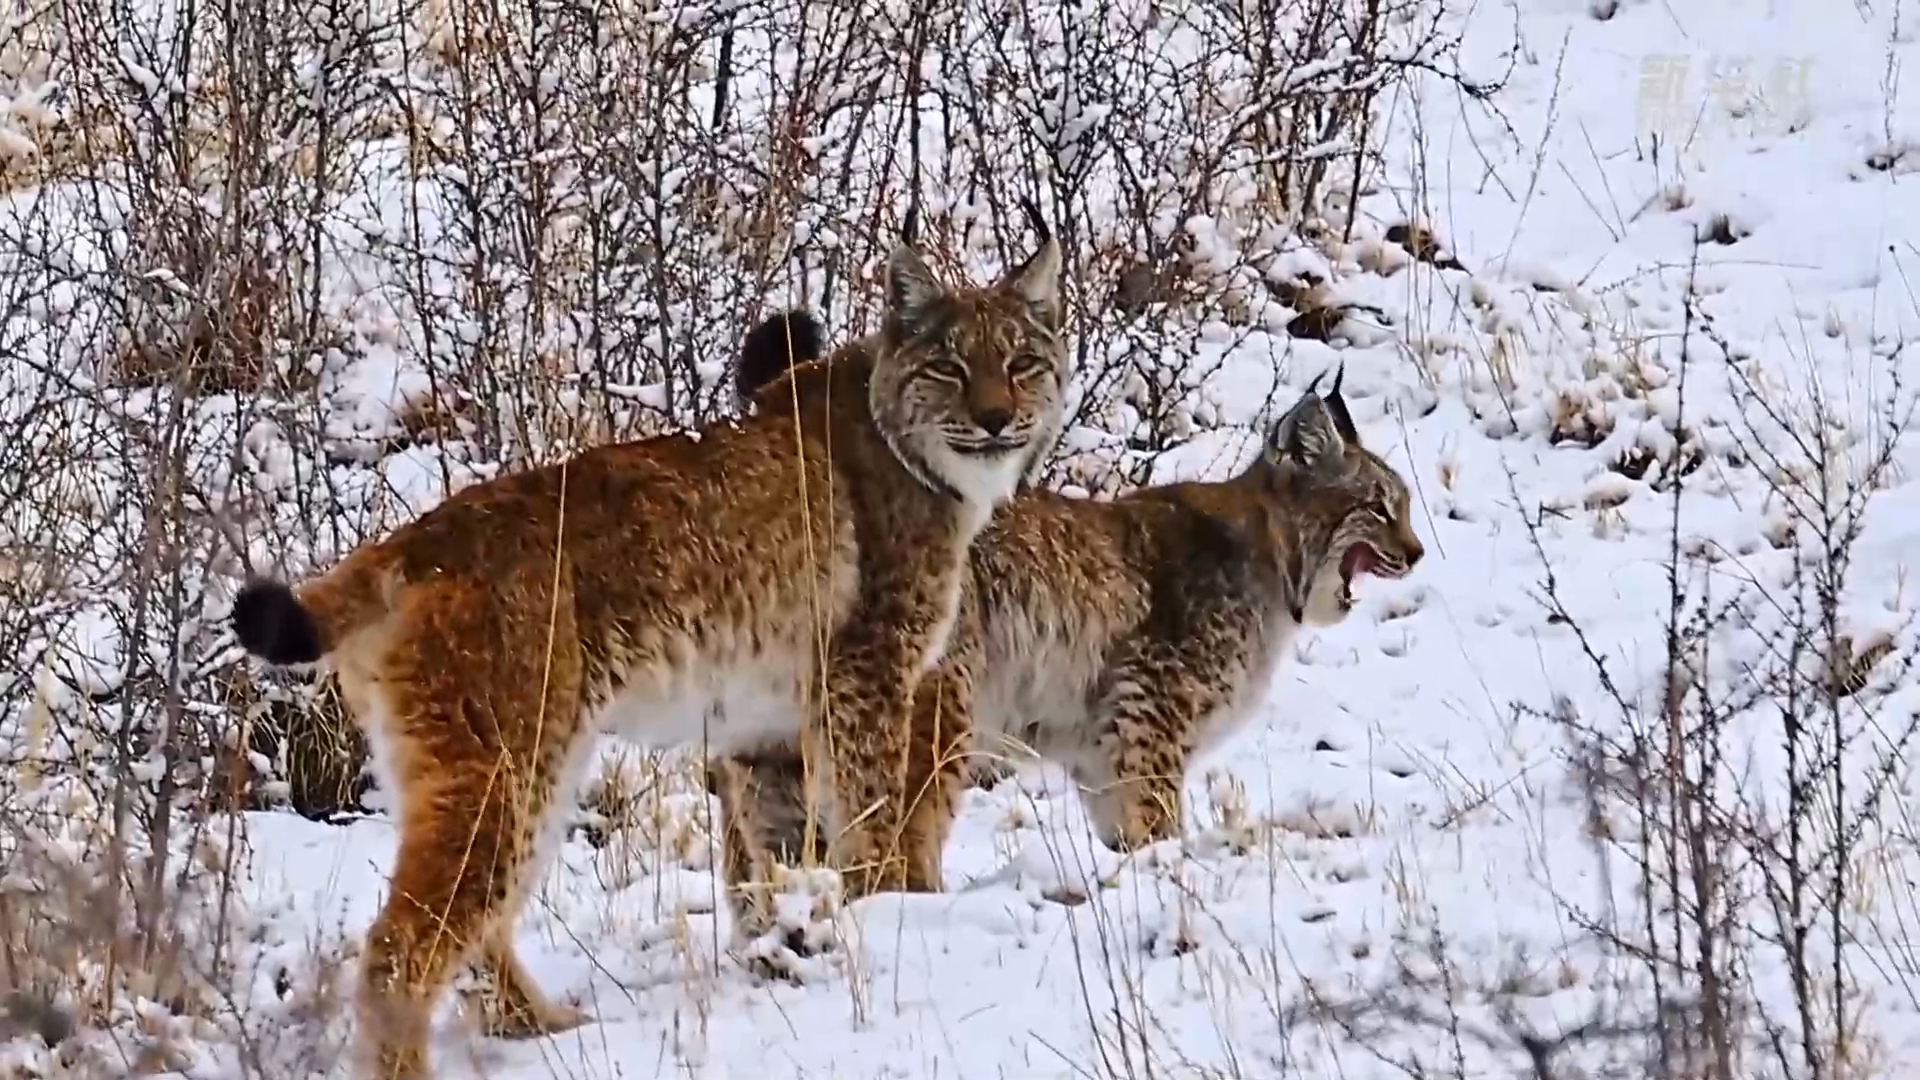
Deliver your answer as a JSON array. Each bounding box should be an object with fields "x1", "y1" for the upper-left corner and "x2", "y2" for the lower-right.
[
  {"x1": 924, "y1": 439, "x2": 1029, "y2": 514},
  {"x1": 1299, "y1": 563, "x2": 1353, "y2": 628}
]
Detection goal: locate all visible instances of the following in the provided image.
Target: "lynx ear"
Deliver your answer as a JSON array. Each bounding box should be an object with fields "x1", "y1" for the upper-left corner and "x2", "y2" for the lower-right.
[
  {"x1": 886, "y1": 244, "x2": 944, "y2": 335},
  {"x1": 1267, "y1": 378, "x2": 1345, "y2": 475},
  {"x1": 1003, "y1": 235, "x2": 1062, "y2": 327}
]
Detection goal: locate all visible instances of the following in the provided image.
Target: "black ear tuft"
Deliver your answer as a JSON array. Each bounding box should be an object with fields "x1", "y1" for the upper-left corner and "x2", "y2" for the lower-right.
[
  {"x1": 1018, "y1": 195, "x2": 1050, "y2": 247},
  {"x1": 231, "y1": 579, "x2": 324, "y2": 665},
  {"x1": 1325, "y1": 363, "x2": 1358, "y2": 442},
  {"x1": 736, "y1": 310, "x2": 826, "y2": 408}
]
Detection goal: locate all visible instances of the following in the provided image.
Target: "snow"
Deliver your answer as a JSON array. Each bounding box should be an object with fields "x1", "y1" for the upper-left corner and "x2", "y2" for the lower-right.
[{"x1": 6, "y1": 0, "x2": 1920, "y2": 1075}]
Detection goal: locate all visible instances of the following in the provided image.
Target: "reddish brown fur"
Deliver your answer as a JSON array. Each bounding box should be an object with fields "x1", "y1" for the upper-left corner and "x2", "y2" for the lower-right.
[
  {"x1": 232, "y1": 233, "x2": 1068, "y2": 1079},
  {"x1": 725, "y1": 320, "x2": 1424, "y2": 893}
]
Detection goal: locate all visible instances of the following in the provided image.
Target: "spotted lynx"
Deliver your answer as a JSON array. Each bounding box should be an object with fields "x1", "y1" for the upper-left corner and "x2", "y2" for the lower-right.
[
  {"x1": 229, "y1": 225, "x2": 1067, "y2": 1080},
  {"x1": 726, "y1": 316, "x2": 1422, "y2": 895}
]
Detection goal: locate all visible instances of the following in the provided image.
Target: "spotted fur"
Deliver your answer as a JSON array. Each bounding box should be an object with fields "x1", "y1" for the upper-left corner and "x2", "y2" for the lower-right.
[
  {"x1": 230, "y1": 229, "x2": 1068, "y2": 1080},
  {"x1": 725, "y1": 321, "x2": 1423, "y2": 891}
]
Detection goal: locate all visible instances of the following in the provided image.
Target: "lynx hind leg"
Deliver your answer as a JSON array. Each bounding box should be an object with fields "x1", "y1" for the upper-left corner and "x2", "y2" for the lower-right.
[
  {"x1": 702, "y1": 745, "x2": 829, "y2": 960},
  {"x1": 468, "y1": 929, "x2": 591, "y2": 1040},
  {"x1": 354, "y1": 577, "x2": 588, "y2": 1080}
]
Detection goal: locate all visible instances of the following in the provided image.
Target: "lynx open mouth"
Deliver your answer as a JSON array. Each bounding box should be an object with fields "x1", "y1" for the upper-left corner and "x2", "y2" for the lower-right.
[{"x1": 1337, "y1": 541, "x2": 1388, "y2": 608}]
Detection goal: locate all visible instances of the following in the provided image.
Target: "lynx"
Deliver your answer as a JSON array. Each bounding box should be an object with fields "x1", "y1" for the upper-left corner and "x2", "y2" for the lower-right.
[
  {"x1": 229, "y1": 229, "x2": 1067, "y2": 1080},
  {"x1": 723, "y1": 314, "x2": 1422, "y2": 898}
]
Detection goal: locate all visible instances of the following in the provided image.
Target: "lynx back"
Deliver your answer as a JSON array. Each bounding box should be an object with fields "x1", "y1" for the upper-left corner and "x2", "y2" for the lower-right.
[
  {"x1": 729, "y1": 331, "x2": 1423, "y2": 897},
  {"x1": 229, "y1": 226, "x2": 1068, "y2": 1080},
  {"x1": 955, "y1": 373, "x2": 1425, "y2": 853}
]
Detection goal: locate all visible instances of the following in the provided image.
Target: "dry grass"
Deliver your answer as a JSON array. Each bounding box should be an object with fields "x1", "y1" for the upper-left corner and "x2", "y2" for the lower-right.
[{"x1": 0, "y1": 0, "x2": 1548, "y2": 1071}]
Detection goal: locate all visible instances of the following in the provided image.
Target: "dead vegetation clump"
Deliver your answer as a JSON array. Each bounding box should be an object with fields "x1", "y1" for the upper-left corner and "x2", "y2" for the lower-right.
[{"x1": 0, "y1": 0, "x2": 1515, "y2": 1068}]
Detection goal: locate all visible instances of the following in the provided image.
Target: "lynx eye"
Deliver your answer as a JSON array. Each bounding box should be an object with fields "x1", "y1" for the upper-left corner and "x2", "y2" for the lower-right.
[
  {"x1": 926, "y1": 358, "x2": 969, "y2": 383},
  {"x1": 1008, "y1": 353, "x2": 1049, "y2": 379}
]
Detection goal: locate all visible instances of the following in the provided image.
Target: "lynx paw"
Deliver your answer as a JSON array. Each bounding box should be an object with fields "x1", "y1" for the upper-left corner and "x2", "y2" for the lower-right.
[
  {"x1": 481, "y1": 998, "x2": 591, "y2": 1041},
  {"x1": 738, "y1": 926, "x2": 835, "y2": 983},
  {"x1": 1090, "y1": 798, "x2": 1181, "y2": 854},
  {"x1": 732, "y1": 865, "x2": 845, "y2": 984}
]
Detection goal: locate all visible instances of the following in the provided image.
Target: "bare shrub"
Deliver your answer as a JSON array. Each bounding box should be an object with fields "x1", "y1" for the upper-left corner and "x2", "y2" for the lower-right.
[
  {"x1": 1513, "y1": 249, "x2": 1920, "y2": 1079},
  {"x1": 0, "y1": 0, "x2": 1482, "y2": 1063}
]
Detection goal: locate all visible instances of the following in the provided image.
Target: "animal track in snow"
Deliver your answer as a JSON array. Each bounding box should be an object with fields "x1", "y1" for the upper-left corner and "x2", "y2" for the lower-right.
[
  {"x1": 1311, "y1": 735, "x2": 1417, "y2": 780},
  {"x1": 1373, "y1": 585, "x2": 1430, "y2": 622}
]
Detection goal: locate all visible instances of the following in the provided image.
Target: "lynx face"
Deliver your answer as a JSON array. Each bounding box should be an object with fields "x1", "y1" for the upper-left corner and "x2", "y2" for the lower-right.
[
  {"x1": 1304, "y1": 449, "x2": 1423, "y2": 625},
  {"x1": 869, "y1": 240, "x2": 1067, "y2": 514},
  {"x1": 1265, "y1": 377, "x2": 1425, "y2": 628}
]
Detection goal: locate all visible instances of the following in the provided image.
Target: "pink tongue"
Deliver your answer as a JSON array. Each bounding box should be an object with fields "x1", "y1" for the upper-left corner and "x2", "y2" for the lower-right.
[{"x1": 1341, "y1": 544, "x2": 1379, "y2": 579}]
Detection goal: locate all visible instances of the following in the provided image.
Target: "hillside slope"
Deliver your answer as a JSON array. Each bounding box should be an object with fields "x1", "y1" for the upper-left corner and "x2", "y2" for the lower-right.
[{"x1": 4, "y1": 0, "x2": 1920, "y2": 1077}]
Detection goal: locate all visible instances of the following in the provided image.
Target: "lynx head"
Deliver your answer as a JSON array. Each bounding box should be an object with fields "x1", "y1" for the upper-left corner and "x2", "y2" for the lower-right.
[
  {"x1": 868, "y1": 219, "x2": 1068, "y2": 515},
  {"x1": 1261, "y1": 368, "x2": 1424, "y2": 627}
]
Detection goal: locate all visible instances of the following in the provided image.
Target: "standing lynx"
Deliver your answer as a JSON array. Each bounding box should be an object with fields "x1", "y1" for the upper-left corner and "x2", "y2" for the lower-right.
[
  {"x1": 727, "y1": 316, "x2": 1422, "y2": 892},
  {"x1": 229, "y1": 228, "x2": 1067, "y2": 1080}
]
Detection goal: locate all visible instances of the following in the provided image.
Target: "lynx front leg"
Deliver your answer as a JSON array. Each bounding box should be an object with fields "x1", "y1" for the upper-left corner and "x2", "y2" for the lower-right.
[
  {"x1": 1084, "y1": 649, "x2": 1227, "y2": 853},
  {"x1": 812, "y1": 575, "x2": 960, "y2": 899},
  {"x1": 809, "y1": 648, "x2": 915, "y2": 898},
  {"x1": 899, "y1": 657, "x2": 977, "y2": 892},
  {"x1": 1078, "y1": 752, "x2": 1183, "y2": 854}
]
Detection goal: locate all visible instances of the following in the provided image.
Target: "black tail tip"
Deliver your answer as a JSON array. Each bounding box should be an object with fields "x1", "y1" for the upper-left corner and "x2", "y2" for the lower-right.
[
  {"x1": 231, "y1": 578, "x2": 323, "y2": 666},
  {"x1": 736, "y1": 310, "x2": 826, "y2": 408}
]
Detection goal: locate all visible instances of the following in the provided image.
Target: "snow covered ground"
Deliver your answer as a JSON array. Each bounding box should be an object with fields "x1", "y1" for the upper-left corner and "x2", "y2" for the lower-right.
[{"x1": 9, "y1": 0, "x2": 1920, "y2": 1077}]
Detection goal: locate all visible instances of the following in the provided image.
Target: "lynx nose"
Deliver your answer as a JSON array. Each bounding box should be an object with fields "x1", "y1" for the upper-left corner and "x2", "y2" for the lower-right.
[
  {"x1": 975, "y1": 406, "x2": 1013, "y2": 436},
  {"x1": 1404, "y1": 534, "x2": 1426, "y2": 568}
]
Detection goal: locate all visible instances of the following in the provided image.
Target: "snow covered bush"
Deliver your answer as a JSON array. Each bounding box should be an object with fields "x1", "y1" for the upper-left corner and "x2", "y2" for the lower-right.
[
  {"x1": 0, "y1": 0, "x2": 1466, "y2": 823},
  {"x1": 0, "y1": 0, "x2": 1476, "y2": 1064}
]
